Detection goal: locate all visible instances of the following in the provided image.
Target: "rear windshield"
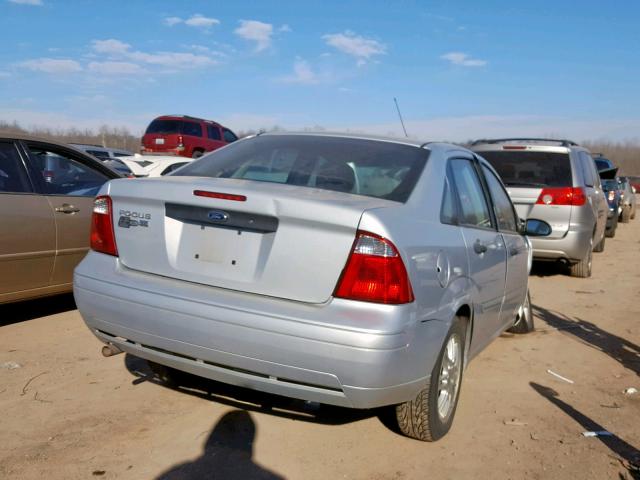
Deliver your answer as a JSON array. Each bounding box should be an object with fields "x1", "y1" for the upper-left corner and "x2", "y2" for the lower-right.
[
  {"x1": 478, "y1": 151, "x2": 572, "y2": 187},
  {"x1": 601, "y1": 179, "x2": 618, "y2": 190},
  {"x1": 174, "y1": 135, "x2": 429, "y2": 202}
]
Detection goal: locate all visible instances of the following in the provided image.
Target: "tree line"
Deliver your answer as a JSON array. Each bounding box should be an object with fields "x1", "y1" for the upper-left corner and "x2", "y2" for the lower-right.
[{"x1": 1, "y1": 120, "x2": 639, "y2": 174}]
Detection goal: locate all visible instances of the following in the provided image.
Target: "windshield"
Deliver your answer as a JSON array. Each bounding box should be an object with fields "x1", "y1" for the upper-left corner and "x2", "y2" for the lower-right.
[
  {"x1": 478, "y1": 151, "x2": 572, "y2": 187},
  {"x1": 174, "y1": 135, "x2": 429, "y2": 202}
]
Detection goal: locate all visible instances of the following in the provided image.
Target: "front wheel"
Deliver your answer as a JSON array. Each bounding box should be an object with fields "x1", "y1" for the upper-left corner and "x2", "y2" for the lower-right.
[
  {"x1": 593, "y1": 235, "x2": 605, "y2": 253},
  {"x1": 508, "y1": 290, "x2": 534, "y2": 334},
  {"x1": 395, "y1": 318, "x2": 466, "y2": 441},
  {"x1": 568, "y1": 240, "x2": 592, "y2": 278}
]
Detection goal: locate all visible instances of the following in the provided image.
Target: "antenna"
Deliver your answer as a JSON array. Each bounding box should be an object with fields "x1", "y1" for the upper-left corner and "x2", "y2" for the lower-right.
[{"x1": 393, "y1": 97, "x2": 408, "y2": 138}]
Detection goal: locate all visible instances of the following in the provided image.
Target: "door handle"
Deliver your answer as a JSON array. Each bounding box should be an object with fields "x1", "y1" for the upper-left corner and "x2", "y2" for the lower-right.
[
  {"x1": 55, "y1": 203, "x2": 80, "y2": 214},
  {"x1": 473, "y1": 240, "x2": 488, "y2": 255}
]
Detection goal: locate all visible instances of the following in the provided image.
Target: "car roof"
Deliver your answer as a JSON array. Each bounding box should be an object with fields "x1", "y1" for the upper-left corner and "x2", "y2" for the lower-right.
[
  {"x1": 155, "y1": 115, "x2": 223, "y2": 126},
  {"x1": 258, "y1": 130, "x2": 463, "y2": 150}
]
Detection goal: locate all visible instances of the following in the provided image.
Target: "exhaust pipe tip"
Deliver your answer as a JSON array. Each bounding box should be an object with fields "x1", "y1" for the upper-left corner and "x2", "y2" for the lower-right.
[{"x1": 101, "y1": 343, "x2": 123, "y2": 357}]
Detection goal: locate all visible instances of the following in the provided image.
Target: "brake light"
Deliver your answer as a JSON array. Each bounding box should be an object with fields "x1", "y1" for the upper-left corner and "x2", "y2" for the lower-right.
[
  {"x1": 536, "y1": 187, "x2": 586, "y2": 206},
  {"x1": 178, "y1": 135, "x2": 184, "y2": 146},
  {"x1": 90, "y1": 196, "x2": 118, "y2": 256},
  {"x1": 502, "y1": 145, "x2": 527, "y2": 150},
  {"x1": 334, "y1": 231, "x2": 414, "y2": 304},
  {"x1": 194, "y1": 190, "x2": 247, "y2": 202}
]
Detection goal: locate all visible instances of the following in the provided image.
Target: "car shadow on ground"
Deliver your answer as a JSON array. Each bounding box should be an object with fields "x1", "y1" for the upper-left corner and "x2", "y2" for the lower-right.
[
  {"x1": 0, "y1": 293, "x2": 76, "y2": 327},
  {"x1": 532, "y1": 304, "x2": 640, "y2": 376},
  {"x1": 530, "y1": 261, "x2": 567, "y2": 277},
  {"x1": 155, "y1": 409, "x2": 285, "y2": 480},
  {"x1": 531, "y1": 382, "x2": 640, "y2": 478},
  {"x1": 124, "y1": 354, "x2": 401, "y2": 433}
]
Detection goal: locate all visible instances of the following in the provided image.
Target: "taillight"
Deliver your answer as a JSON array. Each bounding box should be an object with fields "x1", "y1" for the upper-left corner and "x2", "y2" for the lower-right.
[
  {"x1": 334, "y1": 231, "x2": 414, "y2": 304},
  {"x1": 90, "y1": 195, "x2": 118, "y2": 256},
  {"x1": 178, "y1": 135, "x2": 184, "y2": 146},
  {"x1": 608, "y1": 191, "x2": 615, "y2": 201},
  {"x1": 536, "y1": 187, "x2": 586, "y2": 206}
]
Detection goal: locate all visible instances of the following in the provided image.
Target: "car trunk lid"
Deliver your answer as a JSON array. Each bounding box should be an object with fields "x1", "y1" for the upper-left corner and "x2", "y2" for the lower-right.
[{"x1": 106, "y1": 177, "x2": 397, "y2": 303}]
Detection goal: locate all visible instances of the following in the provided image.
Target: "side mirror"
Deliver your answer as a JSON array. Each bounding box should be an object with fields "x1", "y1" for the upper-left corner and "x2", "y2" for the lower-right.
[{"x1": 523, "y1": 219, "x2": 552, "y2": 237}]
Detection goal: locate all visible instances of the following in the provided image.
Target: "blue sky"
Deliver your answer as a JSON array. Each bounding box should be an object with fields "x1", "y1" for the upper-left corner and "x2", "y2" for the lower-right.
[{"x1": 1, "y1": 0, "x2": 639, "y2": 141}]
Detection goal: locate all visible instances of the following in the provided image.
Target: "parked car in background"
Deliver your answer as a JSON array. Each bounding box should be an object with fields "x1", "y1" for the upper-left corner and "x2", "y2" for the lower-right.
[
  {"x1": 601, "y1": 179, "x2": 621, "y2": 237},
  {"x1": 141, "y1": 115, "x2": 238, "y2": 158},
  {"x1": 471, "y1": 138, "x2": 608, "y2": 277},
  {"x1": 74, "y1": 132, "x2": 551, "y2": 442},
  {"x1": 117, "y1": 155, "x2": 191, "y2": 177},
  {"x1": 627, "y1": 175, "x2": 640, "y2": 192},
  {"x1": 0, "y1": 134, "x2": 121, "y2": 304},
  {"x1": 71, "y1": 143, "x2": 134, "y2": 160},
  {"x1": 618, "y1": 176, "x2": 637, "y2": 222}
]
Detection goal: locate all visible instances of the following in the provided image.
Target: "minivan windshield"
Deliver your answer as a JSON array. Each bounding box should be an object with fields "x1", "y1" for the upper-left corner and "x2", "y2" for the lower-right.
[
  {"x1": 174, "y1": 135, "x2": 429, "y2": 202},
  {"x1": 478, "y1": 151, "x2": 572, "y2": 187}
]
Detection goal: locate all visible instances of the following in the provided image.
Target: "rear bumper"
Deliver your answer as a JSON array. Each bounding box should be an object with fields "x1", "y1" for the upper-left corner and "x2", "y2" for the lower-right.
[
  {"x1": 530, "y1": 227, "x2": 592, "y2": 262},
  {"x1": 74, "y1": 252, "x2": 446, "y2": 409}
]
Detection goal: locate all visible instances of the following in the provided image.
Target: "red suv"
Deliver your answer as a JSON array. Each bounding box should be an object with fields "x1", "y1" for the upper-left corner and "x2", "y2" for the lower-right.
[{"x1": 141, "y1": 115, "x2": 238, "y2": 158}]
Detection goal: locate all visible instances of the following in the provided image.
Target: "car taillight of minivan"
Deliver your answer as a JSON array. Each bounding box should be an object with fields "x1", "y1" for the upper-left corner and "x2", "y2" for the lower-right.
[
  {"x1": 334, "y1": 231, "x2": 414, "y2": 304},
  {"x1": 90, "y1": 195, "x2": 118, "y2": 256},
  {"x1": 536, "y1": 187, "x2": 586, "y2": 206}
]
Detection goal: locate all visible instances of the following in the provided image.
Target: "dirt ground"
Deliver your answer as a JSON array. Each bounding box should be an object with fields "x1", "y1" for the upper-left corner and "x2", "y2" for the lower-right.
[{"x1": 1, "y1": 214, "x2": 639, "y2": 480}]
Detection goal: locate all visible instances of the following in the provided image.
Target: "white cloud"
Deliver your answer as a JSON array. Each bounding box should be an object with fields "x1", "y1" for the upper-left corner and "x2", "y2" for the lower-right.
[
  {"x1": 234, "y1": 20, "x2": 274, "y2": 52},
  {"x1": 441, "y1": 52, "x2": 487, "y2": 67},
  {"x1": 164, "y1": 16, "x2": 182, "y2": 26},
  {"x1": 279, "y1": 24, "x2": 291, "y2": 33},
  {"x1": 19, "y1": 58, "x2": 82, "y2": 74},
  {"x1": 92, "y1": 39, "x2": 132, "y2": 55},
  {"x1": 184, "y1": 14, "x2": 219, "y2": 28},
  {"x1": 88, "y1": 61, "x2": 145, "y2": 75},
  {"x1": 279, "y1": 59, "x2": 318, "y2": 85},
  {"x1": 164, "y1": 14, "x2": 220, "y2": 28},
  {"x1": 0, "y1": 71, "x2": 11, "y2": 78},
  {"x1": 322, "y1": 31, "x2": 386, "y2": 64},
  {"x1": 90, "y1": 38, "x2": 219, "y2": 70},
  {"x1": 8, "y1": 0, "x2": 43, "y2": 5}
]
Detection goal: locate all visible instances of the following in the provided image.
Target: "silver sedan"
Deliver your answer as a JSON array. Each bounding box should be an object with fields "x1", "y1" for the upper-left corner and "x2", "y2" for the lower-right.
[{"x1": 74, "y1": 133, "x2": 549, "y2": 441}]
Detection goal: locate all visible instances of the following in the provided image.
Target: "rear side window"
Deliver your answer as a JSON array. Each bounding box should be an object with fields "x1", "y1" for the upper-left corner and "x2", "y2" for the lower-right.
[
  {"x1": 183, "y1": 122, "x2": 202, "y2": 137},
  {"x1": 175, "y1": 135, "x2": 429, "y2": 202},
  {"x1": 449, "y1": 158, "x2": 492, "y2": 229},
  {"x1": 440, "y1": 176, "x2": 457, "y2": 224},
  {"x1": 481, "y1": 164, "x2": 518, "y2": 232},
  {"x1": 578, "y1": 152, "x2": 598, "y2": 187},
  {"x1": 479, "y1": 151, "x2": 572, "y2": 187},
  {"x1": 223, "y1": 129, "x2": 238, "y2": 143},
  {"x1": 0, "y1": 142, "x2": 32, "y2": 193},
  {"x1": 207, "y1": 125, "x2": 221, "y2": 140}
]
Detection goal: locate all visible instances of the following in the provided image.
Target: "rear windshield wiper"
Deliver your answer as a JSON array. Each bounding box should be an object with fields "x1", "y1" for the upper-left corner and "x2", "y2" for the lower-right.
[{"x1": 503, "y1": 181, "x2": 547, "y2": 188}]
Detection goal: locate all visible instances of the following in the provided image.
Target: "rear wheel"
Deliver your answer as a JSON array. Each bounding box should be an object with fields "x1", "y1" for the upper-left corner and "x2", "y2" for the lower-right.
[
  {"x1": 192, "y1": 149, "x2": 204, "y2": 159},
  {"x1": 395, "y1": 318, "x2": 465, "y2": 441},
  {"x1": 621, "y1": 206, "x2": 631, "y2": 223},
  {"x1": 593, "y1": 235, "x2": 605, "y2": 253},
  {"x1": 508, "y1": 290, "x2": 534, "y2": 334},
  {"x1": 569, "y1": 240, "x2": 592, "y2": 278}
]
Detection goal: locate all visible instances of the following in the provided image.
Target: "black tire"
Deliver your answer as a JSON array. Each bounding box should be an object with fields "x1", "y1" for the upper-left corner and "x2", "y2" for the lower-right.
[
  {"x1": 621, "y1": 206, "x2": 631, "y2": 223},
  {"x1": 631, "y1": 206, "x2": 636, "y2": 220},
  {"x1": 593, "y1": 235, "x2": 605, "y2": 253},
  {"x1": 395, "y1": 318, "x2": 466, "y2": 441},
  {"x1": 508, "y1": 290, "x2": 534, "y2": 334},
  {"x1": 192, "y1": 150, "x2": 204, "y2": 159},
  {"x1": 569, "y1": 241, "x2": 592, "y2": 278},
  {"x1": 147, "y1": 361, "x2": 187, "y2": 387}
]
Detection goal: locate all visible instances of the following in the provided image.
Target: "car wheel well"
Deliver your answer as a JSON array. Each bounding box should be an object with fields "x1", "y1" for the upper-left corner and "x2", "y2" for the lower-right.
[{"x1": 455, "y1": 305, "x2": 472, "y2": 368}]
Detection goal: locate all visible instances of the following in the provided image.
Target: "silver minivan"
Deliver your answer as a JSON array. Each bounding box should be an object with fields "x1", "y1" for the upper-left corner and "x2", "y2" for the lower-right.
[{"x1": 472, "y1": 138, "x2": 608, "y2": 277}]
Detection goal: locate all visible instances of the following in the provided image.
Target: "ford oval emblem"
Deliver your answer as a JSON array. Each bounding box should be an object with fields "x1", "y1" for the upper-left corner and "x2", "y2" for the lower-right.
[{"x1": 207, "y1": 210, "x2": 229, "y2": 222}]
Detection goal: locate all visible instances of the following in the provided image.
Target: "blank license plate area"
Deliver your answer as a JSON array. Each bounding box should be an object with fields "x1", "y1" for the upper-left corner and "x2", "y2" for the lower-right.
[
  {"x1": 175, "y1": 223, "x2": 264, "y2": 282},
  {"x1": 155, "y1": 138, "x2": 165, "y2": 145}
]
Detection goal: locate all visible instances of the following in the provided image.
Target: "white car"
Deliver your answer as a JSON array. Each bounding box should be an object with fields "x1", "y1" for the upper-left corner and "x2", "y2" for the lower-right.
[{"x1": 104, "y1": 155, "x2": 192, "y2": 178}]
